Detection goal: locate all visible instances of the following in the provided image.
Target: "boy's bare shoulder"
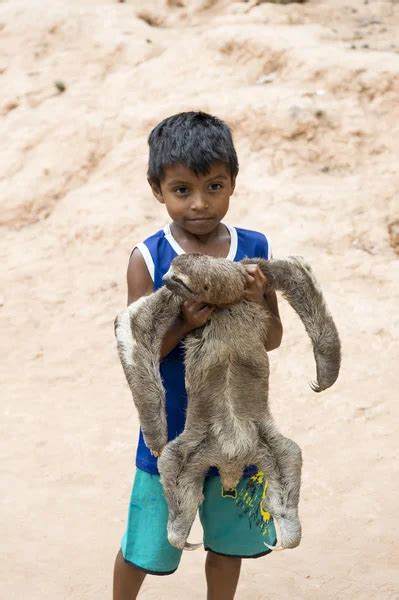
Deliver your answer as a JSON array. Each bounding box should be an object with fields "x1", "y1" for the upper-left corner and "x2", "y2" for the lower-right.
[{"x1": 127, "y1": 248, "x2": 153, "y2": 304}]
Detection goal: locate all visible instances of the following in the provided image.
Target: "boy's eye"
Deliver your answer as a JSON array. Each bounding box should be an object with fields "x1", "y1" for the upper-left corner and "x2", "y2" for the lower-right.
[
  {"x1": 174, "y1": 186, "x2": 190, "y2": 195},
  {"x1": 209, "y1": 182, "x2": 223, "y2": 192}
]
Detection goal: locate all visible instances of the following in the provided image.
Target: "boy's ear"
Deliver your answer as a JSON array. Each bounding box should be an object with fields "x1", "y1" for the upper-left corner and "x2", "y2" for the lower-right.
[{"x1": 148, "y1": 178, "x2": 165, "y2": 204}]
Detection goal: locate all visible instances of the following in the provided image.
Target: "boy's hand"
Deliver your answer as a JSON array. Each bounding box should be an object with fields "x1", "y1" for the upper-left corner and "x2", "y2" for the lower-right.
[
  {"x1": 180, "y1": 300, "x2": 215, "y2": 333},
  {"x1": 243, "y1": 264, "x2": 267, "y2": 304}
]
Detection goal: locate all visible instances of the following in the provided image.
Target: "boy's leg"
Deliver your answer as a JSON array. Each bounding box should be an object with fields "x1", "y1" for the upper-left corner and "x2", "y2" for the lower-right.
[
  {"x1": 205, "y1": 551, "x2": 241, "y2": 600},
  {"x1": 200, "y1": 472, "x2": 277, "y2": 599},
  {"x1": 116, "y1": 468, "x2": 183, "y2": 598},
  {"x1": 113, "y1": 549, "x2": 146, "y2": 600}
]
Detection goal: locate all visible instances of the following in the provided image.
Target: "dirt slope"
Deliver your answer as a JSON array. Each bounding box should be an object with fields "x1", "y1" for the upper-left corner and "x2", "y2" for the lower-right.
[{"x1": 1, "y1": 1, "x2": 398, "y2": 598}]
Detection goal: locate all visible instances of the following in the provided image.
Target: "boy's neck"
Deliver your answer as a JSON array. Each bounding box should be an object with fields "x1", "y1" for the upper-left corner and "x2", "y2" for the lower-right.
[{"x1": 169, "y1": 221, "x2": 231, "y2": 258}]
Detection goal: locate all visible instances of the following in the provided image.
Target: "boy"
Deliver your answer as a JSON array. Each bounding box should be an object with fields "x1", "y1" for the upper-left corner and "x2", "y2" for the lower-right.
[{"x1": 113, "y1": 111, "x2": 283, "y2": 600}]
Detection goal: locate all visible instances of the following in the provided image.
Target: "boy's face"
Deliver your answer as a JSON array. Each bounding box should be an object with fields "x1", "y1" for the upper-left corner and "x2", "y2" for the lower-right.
[{"x1": 150, "y1": 161, "x2": 235, "y2": 235}]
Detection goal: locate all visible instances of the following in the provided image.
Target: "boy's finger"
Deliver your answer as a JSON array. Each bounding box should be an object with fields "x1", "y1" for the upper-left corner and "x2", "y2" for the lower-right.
[
  {"x1": 249, "y1": 264, "x2": 262, "y2": 277},
  {"x1": 186, "y1": 300, "x2": 206, "y2": 311},
  {"x1": 183, "y1": 299, "x2": 196, "y2": 309},
  {"x1": 196, "y1": 307, "x2": 214, "y2": 319},
  {"x1": 254, "y1": 268, "x2": 266, "y2": 284},
  {"x1": 245, "y1": 263, "x2": 258, "y2": 273},
  {"x1": 198, "y1": 303, "x2": 214, "y2": 313}
]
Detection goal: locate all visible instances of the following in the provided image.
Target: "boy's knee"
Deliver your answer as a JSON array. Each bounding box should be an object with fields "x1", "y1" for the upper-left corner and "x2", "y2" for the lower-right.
[
  {"x1": 113, "y1": 549, "x2": 146, "y2": 600},
  {"x1": 114, "y1": 549, "x2": 142, "y2": 576}
]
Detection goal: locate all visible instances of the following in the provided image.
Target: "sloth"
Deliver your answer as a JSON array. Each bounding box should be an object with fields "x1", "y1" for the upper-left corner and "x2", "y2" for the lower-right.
[{"x1": 115, "y1": 254, "x2": 341, "y2": 551}]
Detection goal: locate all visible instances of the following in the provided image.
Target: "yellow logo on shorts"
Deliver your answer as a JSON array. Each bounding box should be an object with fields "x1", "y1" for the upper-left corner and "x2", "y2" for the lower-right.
[{"x1": 233, "y1": 471, "x2": 273, "y2": 536}]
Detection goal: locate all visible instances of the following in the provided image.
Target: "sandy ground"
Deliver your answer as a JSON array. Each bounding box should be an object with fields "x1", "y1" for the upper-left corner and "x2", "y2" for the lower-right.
[{"x1": 1, "y1": 0, "x2": 399, "y2": 598}]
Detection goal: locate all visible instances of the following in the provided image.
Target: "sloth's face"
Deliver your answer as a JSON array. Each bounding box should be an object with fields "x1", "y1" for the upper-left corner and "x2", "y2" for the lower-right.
[{"x1": 163, "y1": 254, "x2": 247, "y2": 305}]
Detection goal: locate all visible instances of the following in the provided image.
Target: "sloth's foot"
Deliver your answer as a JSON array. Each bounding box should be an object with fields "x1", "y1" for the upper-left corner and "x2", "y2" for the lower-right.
[
  {"x1": 264, "y1": 511, "x2": 301, "y2": 551},
  {"x1": 143, "y1": 429, "x2": 167, "y2": 459},
  {"x1": 146, "y1": 442, "x2": 166, "y2": 458},
  {"x1": 167, "y1": 528, "x2": 201, "y2": 550},
  {"x1": 167, "y1": 517, "x2": 202, "y2": 550},
  {"x1": 167, "y1": 526, "x2": 186, "y2": 550},
  {"x1": 167, "y1": 531, "x2": 187, "y2": 550}
]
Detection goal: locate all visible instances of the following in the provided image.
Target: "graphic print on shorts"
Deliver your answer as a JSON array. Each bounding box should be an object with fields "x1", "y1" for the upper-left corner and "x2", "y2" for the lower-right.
[{"x1": 222, "y1": 471, "x2": 274, "y2": 537}]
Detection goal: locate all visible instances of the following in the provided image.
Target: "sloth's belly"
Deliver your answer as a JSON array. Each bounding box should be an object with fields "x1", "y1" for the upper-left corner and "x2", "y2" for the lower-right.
[
  {"x1": 184, "y1": 310, "x2": 270, "y2": 458},
  {"x1": 206, "y1": 302, "x2": 269, "y2": 352},
  {"x1": 209, "y1": 394, "x2": 260, "y2": 459},
  {"x1": 185, "y1": 301, "x2": 269, "y2": 358}
]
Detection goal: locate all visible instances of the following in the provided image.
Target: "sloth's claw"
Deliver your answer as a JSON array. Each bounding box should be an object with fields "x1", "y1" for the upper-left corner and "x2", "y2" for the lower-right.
[
  {"x1": 184, "y1": 541, "x2": 202, "y2": 551},
  {"x1": 264, "y1": 518, "x2": 285, "y2": 551},
  {"x1": 264, "y1": 542, "x2": 285, "y2": 551},
  {"x1": 309, "y1": 380, "x2": 321, "y2": 393},
  {"x1": 265, "y1": 514, "x2": 301, "y2": 551},
  {"x1": 150, "y1": 449, "x2": 161, "y2": 457}
]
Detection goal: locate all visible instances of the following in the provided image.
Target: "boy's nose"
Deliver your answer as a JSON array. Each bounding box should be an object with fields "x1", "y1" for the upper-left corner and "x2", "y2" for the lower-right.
[{"x1": 191, "y1": 193, "x2": 208, "y2": 210}]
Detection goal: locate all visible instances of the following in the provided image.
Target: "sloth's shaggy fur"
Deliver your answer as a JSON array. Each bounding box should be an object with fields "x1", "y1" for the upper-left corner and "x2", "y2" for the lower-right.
[{"x1": 115, "y1": 254, "x2": 341, "y2": 550}]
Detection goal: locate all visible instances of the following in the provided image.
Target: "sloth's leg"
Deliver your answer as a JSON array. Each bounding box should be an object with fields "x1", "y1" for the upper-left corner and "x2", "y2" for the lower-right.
[
  {"x1": 256, "y1": 429, "x2": 302, "y2": 550},
  {"x1": 255, "y1": 443, "x2": 284, "y2": 520},
  {"x1": 158, "y1": 439, "x2": 209, "y2": 550}
]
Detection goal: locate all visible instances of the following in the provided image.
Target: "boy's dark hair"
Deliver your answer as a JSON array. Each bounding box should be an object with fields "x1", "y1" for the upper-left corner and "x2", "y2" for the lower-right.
[{"x1": 147, "y1": 111, "x2": 239, "y2": 186}]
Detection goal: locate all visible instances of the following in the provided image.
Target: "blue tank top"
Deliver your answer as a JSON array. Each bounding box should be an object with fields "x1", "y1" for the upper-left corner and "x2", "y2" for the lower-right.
[{"x1": 133, "y1": 223, "x2": 272, "y2": 476}]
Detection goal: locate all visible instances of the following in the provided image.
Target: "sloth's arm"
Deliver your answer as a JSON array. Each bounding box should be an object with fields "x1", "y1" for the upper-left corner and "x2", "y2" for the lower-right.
[
  {"x1": 241, "y1": 257, "x2": 341, "y2": 391},
  {"x1": 115, "y1": 288, "x2": 182, "y2": 455},
  {"x1": 116, "y1": 249, "x2": 183, "y2": 454}
]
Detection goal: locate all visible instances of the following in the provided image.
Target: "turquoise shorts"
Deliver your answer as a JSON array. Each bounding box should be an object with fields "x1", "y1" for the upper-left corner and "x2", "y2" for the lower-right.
[{"x1": 121, "y1": 468, "x2": 277, "y2": 575}]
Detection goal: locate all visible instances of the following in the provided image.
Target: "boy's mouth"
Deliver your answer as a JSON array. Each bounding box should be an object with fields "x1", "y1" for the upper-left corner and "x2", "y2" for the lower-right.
[{"x1": 187, "y1": 217, "x2": 214, "y2": 222}]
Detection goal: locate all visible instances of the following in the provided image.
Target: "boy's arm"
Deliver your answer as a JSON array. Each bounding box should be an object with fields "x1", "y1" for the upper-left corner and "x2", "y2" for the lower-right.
[
  {"x1": 127, "y1": 249, "x2": 154, "y2": 304},
  {"x1": 127, "y1": 249, "x2": 214, "y2": 358},
  {"x1": 243, "y1": 264, "x2": 283, "y2": 352}
]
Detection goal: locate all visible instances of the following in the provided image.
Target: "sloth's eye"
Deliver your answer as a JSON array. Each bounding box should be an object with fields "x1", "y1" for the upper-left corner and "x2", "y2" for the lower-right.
[{"x1": 203, "y1": 285, "x2": 209, "y2": 291}]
